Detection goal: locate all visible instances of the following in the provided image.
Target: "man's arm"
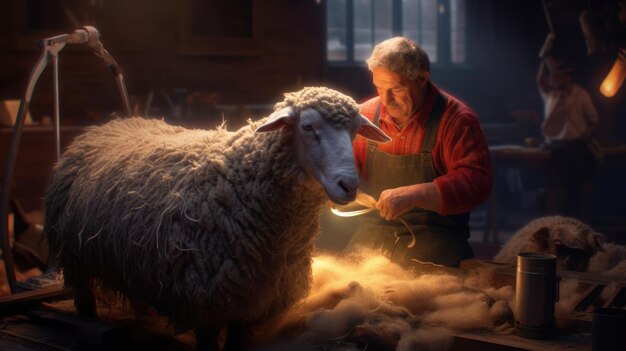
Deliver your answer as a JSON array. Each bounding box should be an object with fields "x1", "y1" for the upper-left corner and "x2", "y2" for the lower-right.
[
  {"x1": 579, "y1": 89, "x2": 599, "y2": 140},
  {"x1": 433, "y1": 114, "x2": 493, "y2": 215},
  {"x1": 376, "y1": 113, "x2": 492, "y2": 220},
  {"x1": 537, "y1": 60, "x2": 551, "y2": 95}
]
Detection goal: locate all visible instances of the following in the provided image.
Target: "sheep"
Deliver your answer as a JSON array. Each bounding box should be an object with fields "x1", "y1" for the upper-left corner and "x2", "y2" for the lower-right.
[
  {"x1": 43, "y1": 86, "x2": 391, "y2": 351},
  {"x1": 493, "y1": 216, "x2": 606, "y2": 272}
]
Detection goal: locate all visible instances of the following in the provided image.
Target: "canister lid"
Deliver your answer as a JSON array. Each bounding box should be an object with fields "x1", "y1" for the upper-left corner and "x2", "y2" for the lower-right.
[{"x1": 517, "y1": 252, "x2": 557, "y2": 272}]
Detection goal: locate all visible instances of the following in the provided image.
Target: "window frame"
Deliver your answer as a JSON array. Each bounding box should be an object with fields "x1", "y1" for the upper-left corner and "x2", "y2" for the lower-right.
[{"x1": 325, "y1": 0, "x2": 468, "y2": 67}]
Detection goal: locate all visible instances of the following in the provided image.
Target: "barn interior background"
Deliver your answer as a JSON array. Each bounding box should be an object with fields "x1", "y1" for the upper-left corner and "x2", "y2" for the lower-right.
[
  {"x1": 4, "y1": 0, "x2": 624, "y2": 244},
  {"x1": 0, "y1": 0, "x2": 626, "y2": 350}
]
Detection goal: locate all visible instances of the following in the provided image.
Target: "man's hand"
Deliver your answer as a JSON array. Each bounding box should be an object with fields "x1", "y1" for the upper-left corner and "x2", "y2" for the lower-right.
[
  {"x1": 375, "y1": 183, "x2": 441, "y2": 221},
  {"x1": 376, "y1": 186, "x2": 418, "y2": 221}
]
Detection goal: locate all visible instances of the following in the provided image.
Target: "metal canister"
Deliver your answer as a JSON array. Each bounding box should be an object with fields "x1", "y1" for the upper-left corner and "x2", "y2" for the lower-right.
[{"x1": 514, "y1": 252, "x2": 560, "y2": 339}]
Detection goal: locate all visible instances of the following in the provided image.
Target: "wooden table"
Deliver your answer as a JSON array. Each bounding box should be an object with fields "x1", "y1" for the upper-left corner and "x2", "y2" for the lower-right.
[{"x1": 452, "y1": 260, "x2": 626, "y2": 351}]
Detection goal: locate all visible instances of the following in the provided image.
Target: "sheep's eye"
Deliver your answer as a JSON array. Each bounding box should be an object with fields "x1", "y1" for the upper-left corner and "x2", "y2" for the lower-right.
[{"x1": 302, "y1": 123, "x2": 314, "y2": 131}]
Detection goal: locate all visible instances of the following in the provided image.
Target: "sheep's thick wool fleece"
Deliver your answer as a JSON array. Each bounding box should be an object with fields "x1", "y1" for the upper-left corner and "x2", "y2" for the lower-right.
[{"x1": 44, "y1": 87, "x2": 360, "y2": 332}]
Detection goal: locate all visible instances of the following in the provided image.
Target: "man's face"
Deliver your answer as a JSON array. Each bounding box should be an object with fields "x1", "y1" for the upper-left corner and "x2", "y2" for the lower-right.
[{"x1": 372, "y1": 67, "x2": 427, "y2": 120}]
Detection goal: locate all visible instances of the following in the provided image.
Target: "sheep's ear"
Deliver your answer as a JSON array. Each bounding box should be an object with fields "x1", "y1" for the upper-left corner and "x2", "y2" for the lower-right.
[
  {"x1": 357, "y1": 114, "x2": 392, "y2": 143},
  {"x1": 531, "y1": 227, "x2": 551, "y2": 250},
  {"x1": 256, "y1": 106, "x2": 296, "y2": 132},
  {"x1": 592, "y1": 232, "x2": 606, "y2": 252}
]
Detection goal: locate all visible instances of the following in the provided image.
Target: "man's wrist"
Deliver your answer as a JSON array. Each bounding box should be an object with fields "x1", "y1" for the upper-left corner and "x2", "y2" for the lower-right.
[{"x1": 408, "y1": 182, "x2": 441, "y2": 213}]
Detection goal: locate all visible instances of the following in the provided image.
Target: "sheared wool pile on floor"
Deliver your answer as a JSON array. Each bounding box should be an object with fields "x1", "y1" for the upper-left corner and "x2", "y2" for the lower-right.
[
  {"x1": 252, "y1": 249, "x2": 515, "y2": 351},
  {"x1": 38, "y1": 249, "x2": 599, "y2": 350}
]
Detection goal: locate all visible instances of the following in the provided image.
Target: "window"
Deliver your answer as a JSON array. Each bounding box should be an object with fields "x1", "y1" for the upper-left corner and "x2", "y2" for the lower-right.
[{"x1": 326, "y1": 0, "x2": 466, "y2": 64}]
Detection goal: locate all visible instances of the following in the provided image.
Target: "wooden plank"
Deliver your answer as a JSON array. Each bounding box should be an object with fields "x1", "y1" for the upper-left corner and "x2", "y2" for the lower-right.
[{"x1": 454, "y1": 330, "x2": 591, "y2": 351}]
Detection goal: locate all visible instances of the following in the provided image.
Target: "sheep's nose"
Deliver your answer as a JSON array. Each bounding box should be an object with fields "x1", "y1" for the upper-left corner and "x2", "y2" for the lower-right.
[{"x1": 338, "y1": 178, "x2": 358, "y2": 198}]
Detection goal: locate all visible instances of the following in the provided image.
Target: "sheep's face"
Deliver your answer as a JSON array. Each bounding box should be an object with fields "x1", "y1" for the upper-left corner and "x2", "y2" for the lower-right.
[
  {"x1": 257, "y1": 106, "x2": 390, "y2": 205},
  {"x1": 531, "y1": 225, "x2": 605, "y2": 272},
  {"x1": 293, "y1": 108, "x2": 360, "y2": 205}
]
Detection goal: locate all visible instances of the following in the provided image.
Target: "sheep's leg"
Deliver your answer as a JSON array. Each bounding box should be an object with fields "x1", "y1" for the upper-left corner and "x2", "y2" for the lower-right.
[
  {"x1": 73, "y1": 278, "x2": 96, "y2": 317},
  {"x1": 130, "y1": 298, "x2": 151, "y2": 319},
  {"x1": 224, "y1": 321, "x2": 247, "y2": 351},
  {"x1": 195, "y1": 325, "x2": 220, "y2": 351}
]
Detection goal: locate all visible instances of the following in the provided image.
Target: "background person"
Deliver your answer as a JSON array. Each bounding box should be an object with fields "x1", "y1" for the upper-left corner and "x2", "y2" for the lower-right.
[{"x1": 537, "y1": 57, "x2": 599, "y2": 217}]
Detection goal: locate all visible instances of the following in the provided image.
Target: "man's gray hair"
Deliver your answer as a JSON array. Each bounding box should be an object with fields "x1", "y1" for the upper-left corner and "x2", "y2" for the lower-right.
[{"x1": 366, "y1": 36, "x2": 430, "y2": 81}]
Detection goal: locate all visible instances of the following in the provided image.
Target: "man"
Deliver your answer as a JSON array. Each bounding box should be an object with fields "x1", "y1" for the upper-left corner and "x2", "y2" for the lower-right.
[
  {"x1": 346, "y1": 36, "x2": 492, "y2": 267},
  {"x1": 537, "y1": 58, "x2": 599, "y2": 217}
]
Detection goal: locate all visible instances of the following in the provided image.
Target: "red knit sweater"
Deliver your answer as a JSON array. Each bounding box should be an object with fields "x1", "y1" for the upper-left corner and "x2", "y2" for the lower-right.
[{"x1": 354, "y1": 84, "x2": 493, "y2": 215}]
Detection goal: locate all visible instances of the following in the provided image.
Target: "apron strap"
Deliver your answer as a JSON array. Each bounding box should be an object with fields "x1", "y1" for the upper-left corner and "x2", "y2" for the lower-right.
[
  {"x1": 421, "y1": 92, "x2": 448, "y2": 152},
  {"x1": 367, "y1": 101, "x2": 383, "y2": 148}
]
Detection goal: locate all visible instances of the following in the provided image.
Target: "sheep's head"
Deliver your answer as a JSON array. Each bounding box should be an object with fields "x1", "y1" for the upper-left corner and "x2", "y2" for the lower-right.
[
  {"x1": 256, "y1": 87, "x2": 390, "y2": 205},
  {"x1": 530, "y1": 219, "x2": 605, "y2": 271}
]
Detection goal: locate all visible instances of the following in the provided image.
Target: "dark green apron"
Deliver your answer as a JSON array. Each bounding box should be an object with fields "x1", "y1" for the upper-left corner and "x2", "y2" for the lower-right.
[{"x1": 346, "y1": 92, "x2": 473, "y2": 267}]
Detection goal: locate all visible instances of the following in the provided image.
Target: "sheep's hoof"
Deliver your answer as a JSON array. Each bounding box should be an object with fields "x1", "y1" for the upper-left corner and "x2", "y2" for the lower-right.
[
  {"x1": 195, "y1": 325, "x2": 220, "y2": 351},
  {"x1": 224, "y1": 322, "x2": 246, "y2": 351},
  {"x1": 74, "y1": 290, "x2": 96, "y2": 317},
  {"x1": 130, "y1": 299, "x2": 151, "y2": 319}
]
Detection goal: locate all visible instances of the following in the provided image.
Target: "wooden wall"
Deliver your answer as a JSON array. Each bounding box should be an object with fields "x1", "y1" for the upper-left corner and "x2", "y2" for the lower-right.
[
  {"x1": 0, "y1": 0, "x2": 327, "y2": 210},
  {"x1": 0, "y1": 127, "x2": 84, "y2": 211},
  {"x1": 0, "y1": 0, "x2": 327, "y2": 125},
  {"x1": 1, "y1": 1, "x2": 625, "y2": 134}
]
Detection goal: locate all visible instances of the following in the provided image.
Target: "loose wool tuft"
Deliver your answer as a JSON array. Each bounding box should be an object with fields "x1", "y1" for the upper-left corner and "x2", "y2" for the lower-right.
[
  {"x1": 588, "y1": 243, "x2": 626, "y2": 277},
  {"x1": 44, "y1": 87, "x2": 360, "y2": 335}
]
